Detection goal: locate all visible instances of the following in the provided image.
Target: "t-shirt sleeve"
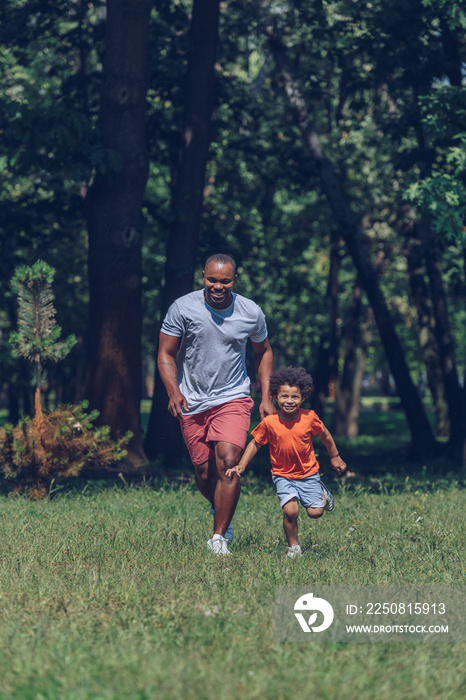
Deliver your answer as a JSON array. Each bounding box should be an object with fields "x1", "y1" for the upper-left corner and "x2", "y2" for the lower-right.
[
  {"x1": 310, "y1": 412, "x2": 325, "y2": 435},
  {"x1": 249, "y1": 306, "x2": 268, "y2": 343},
  {"x1": 160, "y1": 301, "x2": 184, "y2": 338},
  {"x1": 251, "y1": 419, "x2": 270, "y2": 445}
]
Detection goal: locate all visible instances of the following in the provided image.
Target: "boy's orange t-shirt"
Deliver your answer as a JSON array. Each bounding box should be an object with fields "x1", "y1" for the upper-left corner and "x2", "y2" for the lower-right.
[{"x1": 251, "y1": 409, "x2": 324, "y2": 479}]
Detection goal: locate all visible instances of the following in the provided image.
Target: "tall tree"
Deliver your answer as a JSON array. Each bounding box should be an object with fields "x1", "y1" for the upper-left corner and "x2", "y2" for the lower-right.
[
  {"x1": 145, "y1": 0, "x2": 221, "y2": 460},
  {"x1": 85, "y1": 0, "x2": 152, "y2": 469},
  {"x1": 405, "y1": 229, "x2": 449, "y2": 437},
  {"x1": 266, "y1": 29, "x2": 437, "y2": 455},
  {"x1": 0, "y1": 0, "x2": 100, "y2": 417}
]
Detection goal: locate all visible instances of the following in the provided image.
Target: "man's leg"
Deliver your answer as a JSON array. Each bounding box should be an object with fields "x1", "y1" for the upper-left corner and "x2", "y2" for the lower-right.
[
  {"x1": 212, "y1": 441, "x2": 243, "y2": 537},
  {"x1": 193, "y1": 452, "x2": 217, "y2": 503}
]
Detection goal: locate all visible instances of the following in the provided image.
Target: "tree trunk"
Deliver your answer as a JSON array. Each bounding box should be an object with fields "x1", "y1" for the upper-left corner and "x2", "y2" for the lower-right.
[
  {"x1": 333, "y1": 279, "x2": 371, "y2": 437},
  {"x1": 85, "y1": 0, "x2": 152, "y2": 470},
  {"x1": 145, "y1": 0, "x2": 221, "y2": 461},
  {"x1": 463, "y1": 249, "x2": 466, "y2": 468},
  {"x1": 311, "y1": 227, "x2": 340, "y2": 420},
  {"x1": 269, "y1": 34, "x2": 437, "y2": 455},
  {"x1": 405, "y1": 232, "x2": 449, "y2": 437},
  {"x1": 423, "y1": 230, "x2": 465, "y2": 462}
]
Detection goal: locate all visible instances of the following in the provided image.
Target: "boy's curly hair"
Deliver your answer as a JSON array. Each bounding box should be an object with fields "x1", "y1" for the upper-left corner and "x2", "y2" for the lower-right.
[{"x1": 269, "y1": 366, "x2": 314, "y2": 398}]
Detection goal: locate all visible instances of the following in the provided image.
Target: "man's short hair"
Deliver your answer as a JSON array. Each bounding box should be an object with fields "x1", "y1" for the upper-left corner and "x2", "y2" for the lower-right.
[{"x1": 204, "y1": 254, "x2": 237, "y2": 275}]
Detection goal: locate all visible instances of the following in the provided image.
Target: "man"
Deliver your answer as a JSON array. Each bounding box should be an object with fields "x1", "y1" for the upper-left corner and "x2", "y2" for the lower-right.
[{"x1": 157, "y1": 253, "x2": 274, "y2": 555}]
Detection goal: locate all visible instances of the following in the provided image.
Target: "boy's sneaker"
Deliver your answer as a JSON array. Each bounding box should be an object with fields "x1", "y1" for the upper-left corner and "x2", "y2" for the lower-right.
[
  {"x1": 207, "y1": 534, "x2": 231, "y2": 555},
  {"x1": 209, "y1": 504, "x2": 234, "y2": 544},
  {"x1": 321, "y1": 480, "x2": 335, "y2": 511},
  {"x1": 286, "y1": 544, "x2": 302, "y2": 558}
]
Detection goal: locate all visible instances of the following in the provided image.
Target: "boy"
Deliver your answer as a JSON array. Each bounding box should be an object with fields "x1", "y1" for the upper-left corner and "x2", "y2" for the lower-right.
[{"x1": 226, "y1": 366, "x2": 347, "y2": 557}]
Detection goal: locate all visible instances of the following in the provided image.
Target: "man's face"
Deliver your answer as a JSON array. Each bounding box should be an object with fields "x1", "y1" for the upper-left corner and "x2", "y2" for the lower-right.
[{"x1": 202, "y1": 261, "x2": 237, "y2": 309}]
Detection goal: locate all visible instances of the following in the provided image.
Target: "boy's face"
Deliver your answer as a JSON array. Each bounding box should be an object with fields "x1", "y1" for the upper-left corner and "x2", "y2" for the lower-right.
[{"x1": 274, "y1": 384, "x2": 305, "y2": 420}]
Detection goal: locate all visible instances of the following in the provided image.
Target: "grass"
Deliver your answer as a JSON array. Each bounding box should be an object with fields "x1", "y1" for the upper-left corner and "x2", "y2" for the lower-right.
[
  {"x1": 0, "y1": 403, "x2": 464, "y2": 698},
  {"x1": 0, "y1": 472, "x2": 464, "y2": 699}
]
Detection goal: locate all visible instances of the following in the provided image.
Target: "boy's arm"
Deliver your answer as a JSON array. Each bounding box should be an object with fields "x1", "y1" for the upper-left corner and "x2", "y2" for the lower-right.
[
  {"x1": 226, "y1": 438, "x2": 262, "y2": 478},
  {"x1": 316, "y1": 426, "x2": 347, "y2": 475}
]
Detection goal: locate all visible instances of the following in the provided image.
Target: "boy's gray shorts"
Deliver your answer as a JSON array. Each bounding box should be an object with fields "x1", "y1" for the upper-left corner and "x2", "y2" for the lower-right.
[{"x1": 272, "y1": 473, "x2": 324, "y2": 509}]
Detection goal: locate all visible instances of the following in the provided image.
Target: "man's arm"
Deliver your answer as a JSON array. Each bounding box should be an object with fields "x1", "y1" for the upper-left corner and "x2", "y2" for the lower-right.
[
  {"x1": 157, "y1": 332, "x2": 188, "y2": 419},
  {"x1": 251, "y1": 337, "x2": 275, "y2": 419}
]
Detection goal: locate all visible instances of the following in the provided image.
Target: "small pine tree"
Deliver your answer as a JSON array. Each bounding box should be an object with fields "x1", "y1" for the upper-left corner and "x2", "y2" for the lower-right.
[
  {"x1": 1, "y1": 261, "x2": 131, "y2": 498},
  {"x1": 9, "y1": 261, "x2": 77, "y2": 427},
  {"x1": 0, "y1": 402, "x2": 130, "y2": 499}
]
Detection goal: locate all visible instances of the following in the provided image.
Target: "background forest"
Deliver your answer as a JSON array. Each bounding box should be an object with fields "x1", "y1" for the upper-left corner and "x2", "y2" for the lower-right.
[{"x1": 1, "y1": 0, "x2": 465, "y2": 471}]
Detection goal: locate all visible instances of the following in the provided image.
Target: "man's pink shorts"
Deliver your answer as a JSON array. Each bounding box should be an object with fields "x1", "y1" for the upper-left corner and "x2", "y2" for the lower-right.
[{"x1": 180, "y1": 397, "x2": 254, "y2": 466}]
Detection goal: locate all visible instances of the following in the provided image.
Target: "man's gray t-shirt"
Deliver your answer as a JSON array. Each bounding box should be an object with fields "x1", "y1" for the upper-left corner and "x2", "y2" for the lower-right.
[{"x1": 161, "y1": 290, "x2": 268, "y2": 415}]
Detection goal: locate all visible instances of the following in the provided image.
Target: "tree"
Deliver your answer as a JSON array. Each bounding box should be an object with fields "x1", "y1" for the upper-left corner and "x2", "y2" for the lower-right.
[
  {"x1": 0, "y1": 0, "x2": 101, "y2": 416},
  {"x1": 85, "y1": 0, "x2": 152, "y2": 470},
  {"x1": 3, "y1": 263, "x2": 129, "y2": 499},
  {"x1": 265, "y1": 26, "x2": 437, "y2": 454},
  {"x1": 145, "y1": 0, "x2": 221, "y2": 460},
  {"x1": 9, "y1": 261, "x2": 77, "y2": 427}
]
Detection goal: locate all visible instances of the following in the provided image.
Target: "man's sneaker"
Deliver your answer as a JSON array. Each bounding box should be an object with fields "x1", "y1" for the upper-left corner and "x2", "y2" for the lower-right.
[
  {"x1": 209, "y1": 504, "x2": 234, "y2": 544},
  {"x1": 207, "y1": 534, "x2": 231, "y2": 555},
  {"x1": 321, "y1": 480, "x2": 335, "y2": 511},
  {"x1": 286, "y1": 544, "x2": 302, "y2": 558}
]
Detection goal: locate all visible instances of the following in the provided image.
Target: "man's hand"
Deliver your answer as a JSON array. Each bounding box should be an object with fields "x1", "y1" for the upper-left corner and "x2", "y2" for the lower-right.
[
  {"x1": 167, "y1": 390, "x2": 189, "y2": 420},
  {"x1": 259, "y1": 396, "x2": 276, "y2": 420}
]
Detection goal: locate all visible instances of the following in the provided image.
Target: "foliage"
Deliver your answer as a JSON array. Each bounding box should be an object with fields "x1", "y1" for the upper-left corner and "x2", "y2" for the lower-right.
[
  {"x1": 10, "y1": 260, "x2": 77, "y2": 368},
  {"x1": 0, "y1": 0, "x2": 465, "y2": 446},
  {"x1": 0, "y1": 0, "x2": 102, "y2": 410},
  {"x1": 0, "y1": 402, "x2": 130, "y2": 500},
  {"x1": 9, "y1": 260, "x2": 77, "y2": 427},
  {"x1": 406, "y1": 170, "x2": 466, "y2": 243}
]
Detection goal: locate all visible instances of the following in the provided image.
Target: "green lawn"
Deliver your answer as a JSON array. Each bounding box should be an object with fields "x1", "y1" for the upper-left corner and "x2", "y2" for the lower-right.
[
  {"x1": 0, "y1": 403, "x2": 464, "y2": 699},
  {"x1": 0, "y1": 471, "x2": 464, "y2": 699}
]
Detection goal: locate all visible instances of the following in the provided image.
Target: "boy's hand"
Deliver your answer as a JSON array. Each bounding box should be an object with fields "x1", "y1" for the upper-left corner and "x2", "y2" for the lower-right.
[
  {"x1": 226, "y1": 464, "x2": 245, "y2": 479},
  {"x1": 331, "y1": 455, "x2": 347, "y2": 475}
]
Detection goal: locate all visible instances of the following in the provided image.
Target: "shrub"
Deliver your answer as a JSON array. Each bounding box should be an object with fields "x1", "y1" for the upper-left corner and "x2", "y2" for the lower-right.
[
  {"x1": 2, "y1": 261, "x2": 131, "y2": 499},
  {"x1": 0, "y1": 402, "x2": 130, "y2": 499}
]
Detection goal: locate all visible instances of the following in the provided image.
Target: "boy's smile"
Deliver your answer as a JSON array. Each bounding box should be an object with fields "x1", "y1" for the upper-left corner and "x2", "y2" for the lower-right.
[{"x1": 275, "y1": 384, "x2": 305, "y2": 420}]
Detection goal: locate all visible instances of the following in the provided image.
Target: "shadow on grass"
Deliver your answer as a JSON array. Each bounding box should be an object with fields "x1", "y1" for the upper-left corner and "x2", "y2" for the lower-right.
[{"x1": 0, "y1": 407, "x2": 463, "y2": 500}]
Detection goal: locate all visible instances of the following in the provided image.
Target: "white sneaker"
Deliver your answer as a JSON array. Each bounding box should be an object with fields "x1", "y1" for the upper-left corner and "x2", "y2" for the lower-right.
[
  {"x1": 209, "y1": 504, "x2": 234, "y2": 544},
  {"x1": 207, "y1": 534, "x2": 231, "y2": 555},
  {"x1": 287, "y1": 544, "x2": 302, "y2": 558},
  {"x1": 321, "y1": 481, "x2": 335, "y2": 511}
]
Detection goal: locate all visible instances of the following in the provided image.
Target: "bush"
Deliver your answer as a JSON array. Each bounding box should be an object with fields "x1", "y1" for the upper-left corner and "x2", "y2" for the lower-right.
[{"x1": 0, "y1": 402, "x2": 131, "y2": 499}]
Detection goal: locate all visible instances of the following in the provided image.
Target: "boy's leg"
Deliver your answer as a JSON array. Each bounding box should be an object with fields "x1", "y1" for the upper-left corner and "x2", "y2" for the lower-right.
[
  {"x1": 282, "y1": 498, "x2": 299, "y2": 546},
  {"x1": 297, "y1": 474, "x2": 325, "y2": 519},
  {"x1": 306, "y1": 505, "x2": 324, "y2": 519}
]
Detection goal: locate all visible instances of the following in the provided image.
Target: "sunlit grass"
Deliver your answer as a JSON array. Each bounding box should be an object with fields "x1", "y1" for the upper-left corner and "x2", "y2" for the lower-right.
[
  {"x1": 0, "y1": 401, "x2": 464, "y2": 698},
  {"x1": 0, "y1": 475, "x2": 464, "y2": 699}
]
